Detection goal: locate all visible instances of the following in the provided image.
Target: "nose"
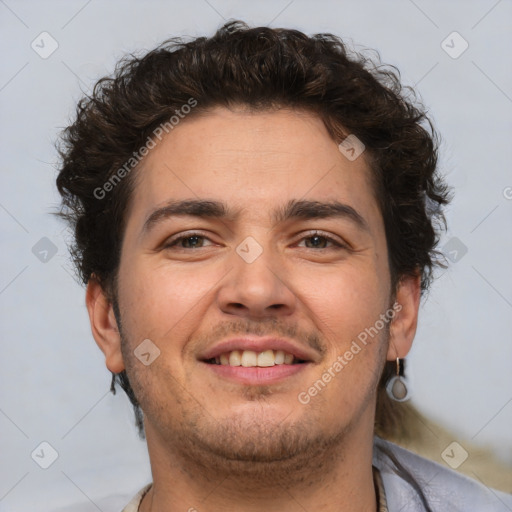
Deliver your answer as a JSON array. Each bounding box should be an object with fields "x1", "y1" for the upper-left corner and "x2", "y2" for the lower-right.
[{"x1": 216, "y1": 241, "x2": 297, "y2": 319}]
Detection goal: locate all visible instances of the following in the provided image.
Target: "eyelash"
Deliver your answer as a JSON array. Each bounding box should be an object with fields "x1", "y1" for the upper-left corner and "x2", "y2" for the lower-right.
[{"x1": 164, "y1": 230, "x2": 347, "y2": 250}]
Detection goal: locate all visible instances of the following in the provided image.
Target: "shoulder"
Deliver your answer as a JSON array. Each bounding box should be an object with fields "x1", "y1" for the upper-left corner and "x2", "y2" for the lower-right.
[
  {"x1": 120, "y1": 483, "x2": 152, "y2": 512},
  {"x1": 373, "y1": 436, "x2": 512, "y2": 511}
]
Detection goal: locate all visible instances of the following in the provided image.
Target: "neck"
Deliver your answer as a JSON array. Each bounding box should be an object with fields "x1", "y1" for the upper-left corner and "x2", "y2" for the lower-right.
[{"x1": 139, "y1": 412, "x2": 377, "y2": 512}]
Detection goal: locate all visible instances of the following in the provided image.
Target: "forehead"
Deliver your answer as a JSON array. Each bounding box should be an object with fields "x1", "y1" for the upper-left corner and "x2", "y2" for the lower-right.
[{"x1": 129, "y1": 107, "x2": 379, "y2": 228}]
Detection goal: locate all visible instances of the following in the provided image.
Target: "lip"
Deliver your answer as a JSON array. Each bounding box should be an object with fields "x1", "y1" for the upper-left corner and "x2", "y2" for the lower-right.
[
  {"x1": 201, "y1": 360, "x2": 312, "y2": 385},
  {"x1": 197, "y1": 336, "x2": 319, "y2": 363}
]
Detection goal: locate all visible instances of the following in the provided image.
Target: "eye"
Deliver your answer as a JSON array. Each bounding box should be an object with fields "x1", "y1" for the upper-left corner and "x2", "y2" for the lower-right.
[
  {"x1": 164, "y1": 232, "x2": 214, "y2": 249},
  {"x1": 296, "y1": 231, "x2": 346, "y2": 250},
  {"x1": 162, "y1": 231, "x2": 347, "y2": 251}
]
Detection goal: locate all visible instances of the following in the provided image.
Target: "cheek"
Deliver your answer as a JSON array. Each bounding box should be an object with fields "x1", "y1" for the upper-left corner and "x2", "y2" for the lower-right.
[
  {"x1": 294, "y1": 263, "x2": 388, "y2": 379},
  {"x1": 118, "y1": 260, "x2": 224, "y2": 346},
  {"x1": 292, "y1": 261, "x2": 386, "y2": 335}
]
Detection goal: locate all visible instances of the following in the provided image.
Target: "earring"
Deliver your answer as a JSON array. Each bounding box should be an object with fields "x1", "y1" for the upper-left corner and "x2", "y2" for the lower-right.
[{"x1": 386, "y1": 357, "x2": 410, "y2": 402}]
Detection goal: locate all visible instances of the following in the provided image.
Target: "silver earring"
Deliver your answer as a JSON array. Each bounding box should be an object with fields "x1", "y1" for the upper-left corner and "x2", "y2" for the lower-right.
[{"x1": 386, "y1": 357, "x2": 410, "y2": 402}]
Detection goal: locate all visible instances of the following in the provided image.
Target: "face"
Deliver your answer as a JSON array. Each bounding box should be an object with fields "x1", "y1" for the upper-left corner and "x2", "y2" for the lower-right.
[{"x1": 89, "y1": 106, "x2": 418, "y2": 475}]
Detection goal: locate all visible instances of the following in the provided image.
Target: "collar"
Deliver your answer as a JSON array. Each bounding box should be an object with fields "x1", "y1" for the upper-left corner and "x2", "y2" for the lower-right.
[
  {"x1": 134, "y1": 470, "x2": 387, "y2": 511},
  {"x1": 373, "y1": 465, "x2": 389, "y2": 512}
]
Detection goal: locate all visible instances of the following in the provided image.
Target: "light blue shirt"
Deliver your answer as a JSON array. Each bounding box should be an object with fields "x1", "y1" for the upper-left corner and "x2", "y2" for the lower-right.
[
  {"x1": 373, "y1": 436, "x2": 512, "y2": 511},
  {"x1": 121, "y1": 436, "x2": 512, "y2": 511}
]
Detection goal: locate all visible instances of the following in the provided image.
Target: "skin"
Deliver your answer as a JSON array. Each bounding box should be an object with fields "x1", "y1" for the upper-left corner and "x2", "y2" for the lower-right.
[{"x1": 87, "y1": 106, "x2": 421, "y2": 512}]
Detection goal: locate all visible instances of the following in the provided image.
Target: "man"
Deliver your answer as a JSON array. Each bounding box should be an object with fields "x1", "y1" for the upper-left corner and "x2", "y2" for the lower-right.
[{"x1": 56, "y1": 20, "x2": 511, "y2": 511}]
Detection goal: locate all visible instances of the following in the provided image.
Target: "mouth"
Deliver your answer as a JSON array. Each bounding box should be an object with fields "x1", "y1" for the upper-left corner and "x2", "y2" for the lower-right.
[
  {"x1": 203, "y1": 349, "x2": 308, "y2": 367},
  {"x1": 199, "y1": 339, "x2": 315, "y2": 385}
]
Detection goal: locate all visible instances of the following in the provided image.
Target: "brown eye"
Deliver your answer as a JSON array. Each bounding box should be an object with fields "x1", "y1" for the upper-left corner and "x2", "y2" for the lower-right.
[
  {"x1": 297, "y1": 231, "x2": 345, "y2": 250},
  {"x1": 165, "y1": 232, "x2": 213, "y2": 249},
  {"x1": 304, "y1": 234, "x2": 330, "y2": 249}
]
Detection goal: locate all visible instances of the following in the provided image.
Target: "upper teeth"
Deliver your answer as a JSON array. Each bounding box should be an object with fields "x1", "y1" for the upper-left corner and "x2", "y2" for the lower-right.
[{"x1": 214, "y1": 350, "x2": 296, "y2": 367}]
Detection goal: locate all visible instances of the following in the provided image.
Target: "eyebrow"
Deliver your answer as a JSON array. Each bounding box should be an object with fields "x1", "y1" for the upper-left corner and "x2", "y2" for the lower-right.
[{"x1": 141, "y1": 198, "x2": 370, "y2": 235}]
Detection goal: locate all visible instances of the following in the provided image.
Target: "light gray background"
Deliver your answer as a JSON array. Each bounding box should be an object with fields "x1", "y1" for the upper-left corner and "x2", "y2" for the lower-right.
[{"x1": 1, "y1": 1, "x2": 511, "y2": 510}]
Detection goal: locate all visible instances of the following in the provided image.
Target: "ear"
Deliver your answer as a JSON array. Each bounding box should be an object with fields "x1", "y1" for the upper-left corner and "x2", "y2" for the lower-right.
[
  {"x1": 387, "y1": 272, "x2": 421, "y2": 361},
  {"x1": 85, "y1": 277, "x2": 125, "y2": 373}
]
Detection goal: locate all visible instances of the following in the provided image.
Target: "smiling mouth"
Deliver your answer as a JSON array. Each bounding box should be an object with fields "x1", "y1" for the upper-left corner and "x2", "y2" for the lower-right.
[{"x1": 203, "y1": 349, "x2": 308, "y2": 367}]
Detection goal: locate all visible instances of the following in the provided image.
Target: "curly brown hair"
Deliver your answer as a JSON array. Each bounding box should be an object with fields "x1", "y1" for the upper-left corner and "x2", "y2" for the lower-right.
[{"x1": 56, "y1": 21, "x2": 450, "y2": 448}]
